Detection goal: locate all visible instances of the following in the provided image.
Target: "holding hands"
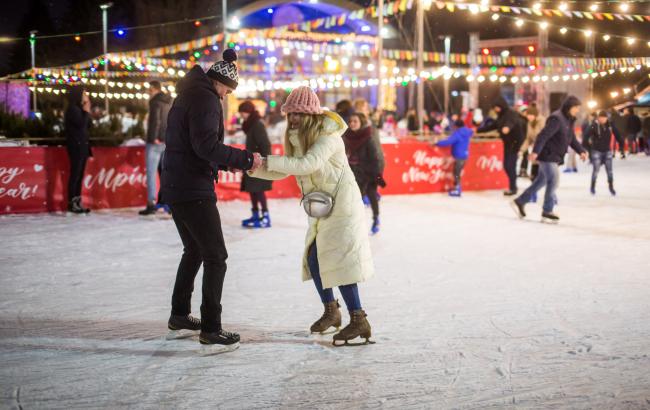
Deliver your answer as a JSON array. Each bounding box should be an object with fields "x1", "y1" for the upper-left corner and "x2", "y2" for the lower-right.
[{"x1": 251, "y1": 152, "x2": 264, "y2": 172}]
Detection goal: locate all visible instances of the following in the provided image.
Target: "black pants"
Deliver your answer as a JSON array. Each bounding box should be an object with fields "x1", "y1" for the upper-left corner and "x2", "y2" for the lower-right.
[
  {"x1": 358, "y1": 179, "x2": 379, "y2": 220},
  {"x1": 503, "y1": 149, "x2": 518, "y2": 192},
  {"x1": 453, "y1": 160, "x2": 466, "y2": 187},
  {"x1": 249, "y1": 191, "x2": 268, "y2": 211},
  {"x1": 67, "y1": 152, "x2": 88, "y2": 202},
  {"x1": 170, "y1": 199, "x2": 228, "y2": 333}
]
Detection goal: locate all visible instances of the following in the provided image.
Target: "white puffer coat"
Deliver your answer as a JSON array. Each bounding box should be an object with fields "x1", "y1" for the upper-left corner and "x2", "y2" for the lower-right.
[{"x1": 249, "y1": 111, "x2": 375, "y2": 288}]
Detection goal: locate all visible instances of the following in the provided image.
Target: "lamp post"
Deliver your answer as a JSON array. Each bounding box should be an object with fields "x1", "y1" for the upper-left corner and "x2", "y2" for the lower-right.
[
  {"x1": 100, "y1": 2, "x2": 113, "y2": 114},
  {"x1": 444, "y1": 35, "x2": 451, "y2": 115},
  {"x1": 377, "y1": 0, "x2": 384, "y2": 110},
  {"x1": 29, "y1": 30, "x2": 37, "y2": 113},
  {"x1": 416, "y1": 0, "x2": 424, "y2": 134}
]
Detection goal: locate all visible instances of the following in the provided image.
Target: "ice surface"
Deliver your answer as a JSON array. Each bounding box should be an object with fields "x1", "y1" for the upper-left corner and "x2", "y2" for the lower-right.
[{"x1": 1, "y1": 157, "x2": 650, "y2": 409}]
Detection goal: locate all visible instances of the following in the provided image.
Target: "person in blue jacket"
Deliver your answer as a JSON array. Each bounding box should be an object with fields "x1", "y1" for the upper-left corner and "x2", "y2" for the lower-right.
[{"x1": 435, "y1": 119, "x2": 473, "y2": 197}]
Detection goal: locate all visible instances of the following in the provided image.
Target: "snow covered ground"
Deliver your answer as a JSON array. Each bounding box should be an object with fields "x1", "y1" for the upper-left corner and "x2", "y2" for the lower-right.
[{"x1": 1, "y1": 156, "x2": 650, "y2": 409}]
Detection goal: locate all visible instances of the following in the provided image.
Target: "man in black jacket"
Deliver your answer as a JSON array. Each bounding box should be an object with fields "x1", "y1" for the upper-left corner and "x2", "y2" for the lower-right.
[
  {"x1": 583, "y1": 111, "x2": 623, "y2": 196},
  {"x1": 160, "y1": 49, "x2": 262, "y2": 348},
  {"x1": 139, "y1": 81, "x2": 172, "y2": 215},
  {"x1": 625, "y1": 108, "x2": 642, "y2": 154},
  {"x1": 511, "y1": 96, "x2": 587, "y2": 223},
  {"x1": 477, "y1": 96, "x2": 525, "y2": 195},
  {"x1": 64, "y1": 85, "x2": 92, "y2": 214}
]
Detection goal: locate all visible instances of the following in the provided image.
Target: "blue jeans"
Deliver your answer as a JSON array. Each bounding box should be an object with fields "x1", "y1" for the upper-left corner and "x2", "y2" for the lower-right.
[
  {"x1": 516, "y1": 161, "x2": 559, "y2": 214},
  {"x1": 591, "y1": 150, "x2": 613, "y2": 184},
  {"x1": 146, "y1": 143, "x2": 165, "y2": 203},
  {"x1": 307, "y1": 242, "x2": 361, "y2": 311}
]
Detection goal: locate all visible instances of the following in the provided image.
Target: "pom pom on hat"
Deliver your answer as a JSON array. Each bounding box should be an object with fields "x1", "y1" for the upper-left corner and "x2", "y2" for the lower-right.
[
  {"x1": 207, "y1": 49, "x2": 239, "y2": 89},
  {"x1": 223, "y1": 48, "x2": 237, "y2": 63}
]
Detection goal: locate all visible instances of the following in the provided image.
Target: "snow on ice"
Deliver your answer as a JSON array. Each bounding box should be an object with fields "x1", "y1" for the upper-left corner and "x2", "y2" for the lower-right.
[{"x1": 1, "y1": 157, "x2": 649, "y2": 409}]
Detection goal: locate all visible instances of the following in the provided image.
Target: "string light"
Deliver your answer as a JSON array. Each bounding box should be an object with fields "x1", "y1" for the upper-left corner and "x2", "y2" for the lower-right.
[
  {"x1": 603, "y1": 34, "x2": 611, "y2": 41},
  {"x1": 539, "y1": 21, "x2": 548, "y2": 30},
  {"x1": 587, "y1": 100, "x2": 597, "y2": 109},
  {"x1": 515, "y1": 19, "x2": 524, "y2": 27},
  {"x1": 560, "y1": 27, "x2": 568, "y2": 35},
  {"x1": 584, "y1": 30, "x2": 592, "y2": 37},
  {"x1": 619, "y1": 2, "x2": 629, "y2": 12},
  {"x1": 589, "y1": 4, "x2": 598, "y2": 12},
  {"x1": 533, "y1": 3, "x2": 542, "y2": 11},
  {"x1": 559, "y1": 2, "x2": 568, "y2": 12},
  {"x1": 627, "y1": 37, "x2": 636, "y2": 45},
  {"x1": 491, "y1": 13, "x2": 500, "y2": 21}
]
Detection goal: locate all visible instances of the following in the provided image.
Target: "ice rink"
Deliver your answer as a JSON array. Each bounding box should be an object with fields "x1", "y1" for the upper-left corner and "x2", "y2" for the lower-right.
[{"x1": 1, "y1": 156, "x2": 649, "y2": 409}]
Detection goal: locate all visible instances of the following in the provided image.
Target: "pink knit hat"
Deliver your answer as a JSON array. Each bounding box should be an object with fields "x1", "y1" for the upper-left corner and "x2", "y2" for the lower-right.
[{"x1": 281, "y1": 86, "x2": 323, "y2": 115}]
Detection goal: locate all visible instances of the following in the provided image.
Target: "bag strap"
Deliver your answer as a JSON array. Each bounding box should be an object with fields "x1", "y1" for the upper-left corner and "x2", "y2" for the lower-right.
[{"x1": 299, "y1": 161, "x2": 346, "y2": 199}]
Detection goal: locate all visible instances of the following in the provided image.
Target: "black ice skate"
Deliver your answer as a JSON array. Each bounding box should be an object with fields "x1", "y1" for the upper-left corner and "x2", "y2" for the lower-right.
[
  {"x1": 166, "y1": 314, "x2": 201, "y2": 340},
  {"x1": 510, "y1": 200, "x2": 526, "y2": 219},
  {"x1": 541, "y1": 212, "x2": 560, "y2": 224},
  {"x1": 199, "y1": 329, "x2": 241, "y2": 355}
]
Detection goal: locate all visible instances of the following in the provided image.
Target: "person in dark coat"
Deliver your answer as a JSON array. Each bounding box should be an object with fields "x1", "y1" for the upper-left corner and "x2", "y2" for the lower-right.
[
  {"x1": 642, "y1": 112, "x2": 650, "y2": 155},
  {"x1": 343, "y1": 112, "x2": 382, "y2": 234},
  {"x1": 610, "y1": 109, "x2": 627, "y2": 158},
  {"x1": 625, "y1": 108, "x2": 642, "y2": 154},
  {"x1": 160, "y1": 49, "x2": 262, "y2": 348},
  {"x1": 512, "y1": 96, "x2": 588, "y2": 223},
  {"x1": 64, "y1": 85, "x2": 92, "y2": 213},
  {"x1": 140, "y1": 81, "x2": 173, "y2": 215},
  {"x1": 477, "y1": 96, "x2": 525, "y2": 195},
  {"x1": 238, "y1": 100, "x2": 273, "y2": 228},
  {"x1": 582, "y1": 110, "x2": 623, "y2": 196}
]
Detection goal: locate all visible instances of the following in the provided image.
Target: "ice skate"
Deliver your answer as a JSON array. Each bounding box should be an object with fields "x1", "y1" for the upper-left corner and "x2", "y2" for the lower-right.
[
  {"x1": 310, "y1": 300, "x2": 341, "y2": 334},
  {"x1": 139, "y1": 204, "x2": 156, "y2": 216},
  {"x1": 259, "y1": 211, "x2": 271, "y2": 228},
  {"x1": 68, "y1": 197, "x2": 90, "y2": 214},
  {"x1": 199, "y1": 329, "x2": 240, "y2": 355},
  {"x1": 166, "y1": 314, "x2": 201, "y2": 340},
  {"x1": 590, "y1": 181, "x2": 596, "y2": 195},
  {"x1": 510, "y1": 200, "x2": 526, "y2": 219},
  {"x1": 448, "y1": 185, "x2": 462, "y2": 197},
  {"x1": 242, "y1": 209, "x2": 261, "y2": 228},
  {"x1": 333, "y1": 309, "x2": 374, "y2": 346},
  {"x1": 370, "y1": 217, "x2": 380, "y2": 235},
  {"x1": 608, "y1": 181, "x2": 616, "y2": 196},
  {"x1": 541, "y1": 212, "x2": 560, "y2": 224}
]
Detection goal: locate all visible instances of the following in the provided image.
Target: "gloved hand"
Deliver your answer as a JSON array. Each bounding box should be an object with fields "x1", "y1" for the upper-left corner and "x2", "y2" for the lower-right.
[{"x1": 376, "y1": 175, "x2": 387, "y2": 188}]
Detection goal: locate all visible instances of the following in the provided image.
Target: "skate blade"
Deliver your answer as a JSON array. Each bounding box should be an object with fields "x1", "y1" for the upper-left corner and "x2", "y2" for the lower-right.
[
  {"x1": 311, "y1": 326, "x2": 340, "y2": 336},
  {"x1": 165, "y1": 329, "x2": 200, "y2": 340},
  {"x1": 199, "y1": 342, "x2": 240, "y2": 356},
  {"x1": 332, "y1": 337, "x2": 376, "y2": 347},
  {"x1": 509, "y1": 201, "x2": 524, "y2": 219},
  {"x1": 541, "y1": 218, "x2": 559, "y2": 224}
]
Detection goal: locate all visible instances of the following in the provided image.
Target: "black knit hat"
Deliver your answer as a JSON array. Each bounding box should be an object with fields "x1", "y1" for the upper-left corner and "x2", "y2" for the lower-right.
[{"x1": 206, "y1": 49, "x2": 239, "y2": 89}]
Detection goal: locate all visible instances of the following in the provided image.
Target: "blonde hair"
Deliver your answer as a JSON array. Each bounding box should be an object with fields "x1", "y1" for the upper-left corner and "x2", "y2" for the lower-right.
[{"x1": 284, "y1": 114, "x2": 325, "y2": 157}]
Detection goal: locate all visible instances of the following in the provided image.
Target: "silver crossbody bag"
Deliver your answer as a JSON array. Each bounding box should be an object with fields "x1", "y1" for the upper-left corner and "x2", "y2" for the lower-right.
[{"x1": 299, "y1": 166, "x2": 345, "y2": 219}]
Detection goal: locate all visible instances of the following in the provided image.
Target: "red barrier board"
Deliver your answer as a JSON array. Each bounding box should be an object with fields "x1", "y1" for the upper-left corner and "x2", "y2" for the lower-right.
[{"x1": 0, "y1": 141, "x2": 507, "y2": 215}]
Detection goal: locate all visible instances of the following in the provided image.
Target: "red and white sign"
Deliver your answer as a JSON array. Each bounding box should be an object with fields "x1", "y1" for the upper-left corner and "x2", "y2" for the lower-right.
[{"x1": 0, "y1": 141, "x2": 507, "y2": 215}]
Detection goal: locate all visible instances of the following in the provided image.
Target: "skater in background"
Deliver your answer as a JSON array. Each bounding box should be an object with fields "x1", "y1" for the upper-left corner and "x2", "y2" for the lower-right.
[
  {"x1": 238, "y1": 100, "x2": 273, "y2": 228},
  {"x1": 582, "y1": 111, "x2": 623, "y2": 196},
  {"x1": 511, "y1": 96, "x2": 588, "y2": 223},
  {"x1": 610, "y1": 108, "x2": 627, "y2": 158},
  {"x1": 64, "y1": 85, "x2": 92, "y2": 214},
  {"x1": 139, "y1": 81, "x2": 172, "y2": 216},
  {"x1": 477, "y1": 96, "x2": 525, "y2": 196},
  {"x1": 519, "y1": 105, "x2": 545, "y2": 182},
  {"x1": 342, "y1": 112, "x2": 382, "y2": 234},
  {"x1": 250, "y1": 86, "x2": 375, "y2": 346},
  {"x1": 642, "y1": 112, "x2": 650, "y2": 155},
  {"x1": 335, "y1": 99, "x2": 353, "y2": 124},
  {"x1": 435, "y1": 119, "x2": 473, "y2": 197},
  {"x1": 625, "y1": 107, "x2": 642, "y2": 155},
  {"x1": 353, "y1": 98, "x2": 386, "y2": 232},
  {"x1": 160, "y1": 50, "x2": 262, "y2": 349}
]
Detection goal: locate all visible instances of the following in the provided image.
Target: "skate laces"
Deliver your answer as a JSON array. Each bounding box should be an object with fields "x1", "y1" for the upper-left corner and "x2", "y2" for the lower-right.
[
  {"x1": 187, "y1": 315, "x2": 201, "y2": 326},
  {"x1": 220, "y1": 329, "x2": 237, "y2": 338}
]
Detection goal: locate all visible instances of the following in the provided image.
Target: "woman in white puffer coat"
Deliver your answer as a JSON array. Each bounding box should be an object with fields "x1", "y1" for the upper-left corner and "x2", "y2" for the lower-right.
[{"x1": 249, "y1": 86, "x2": 375, "y2": 346}]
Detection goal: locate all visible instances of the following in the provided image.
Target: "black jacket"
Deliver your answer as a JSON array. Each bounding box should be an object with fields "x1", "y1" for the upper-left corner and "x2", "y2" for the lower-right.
[
  {"x1": 240, "y1": 117, "x2": 273, "y2": 193},
  {"x1": 161, "y1": 65, "x2": 254, "y2": 204},
  {"x1": 146, "y1": 92, "x2": 172, "y2": 143},
  {"x1": 532, "y1": 96, "x2": 586, "y2": 164},
  {"x1": 477, "y1": 96, "x2": 525, "y2": 152},
  {"x1": 626, "y1": 113, "x2": 642, "y2": 134},
  {"x1": 64, "y1": 87, "x2": 91, "y2": 158},
  {"x1": 343, "y1": 127, "x2": 381, "y2": 186},
  {"x1": 582, "y1": 120, "x2": 623, "y2": 153}
]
